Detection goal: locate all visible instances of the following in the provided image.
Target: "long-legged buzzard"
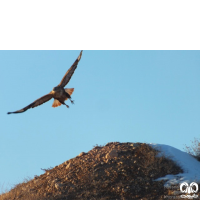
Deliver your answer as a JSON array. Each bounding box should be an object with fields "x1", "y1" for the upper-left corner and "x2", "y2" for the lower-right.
[{"x1": 7, "y1": 51, "x2": 82, "y2": 114}]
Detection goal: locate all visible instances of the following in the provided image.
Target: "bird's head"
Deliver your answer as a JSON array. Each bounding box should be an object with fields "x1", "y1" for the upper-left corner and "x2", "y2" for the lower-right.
[
  {"x1": 53, "y1": 87, "x2": 58, "y2": 91},
  {"x1": 51, "y1": 86, "x2": 59, "y2": 94}
]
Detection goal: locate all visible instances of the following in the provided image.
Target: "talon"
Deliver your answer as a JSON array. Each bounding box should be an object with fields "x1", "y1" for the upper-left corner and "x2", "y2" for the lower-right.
[
  {"x1": 66, "y1": 105, "x2": 69, "y2": 108},
  {"x1": 70, "y1": 100, "x2": 74, "y2": 104}
]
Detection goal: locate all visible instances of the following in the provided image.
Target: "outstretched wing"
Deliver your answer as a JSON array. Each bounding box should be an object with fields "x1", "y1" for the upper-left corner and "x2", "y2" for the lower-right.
[
  {"x1": 58, "y1": 50, "x2": 82, "y2": 88},
  {"x1": 7, "y1": 94, "x2": 53, "y2": 114}
]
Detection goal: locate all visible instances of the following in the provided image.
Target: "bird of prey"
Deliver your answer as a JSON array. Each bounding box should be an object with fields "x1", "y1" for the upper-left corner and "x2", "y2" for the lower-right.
[{"x1": 7, "y1": 51, "x2": 83, "y2": 114}]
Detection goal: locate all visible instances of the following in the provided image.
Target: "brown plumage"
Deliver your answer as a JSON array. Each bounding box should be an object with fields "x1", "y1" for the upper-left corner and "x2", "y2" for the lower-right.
[
  {"x1": 7, "y1": 51, "x2": 82, "y2": 114},
  {"x1": 52, "y1": 88, "x2": 74, "y2": 108}
]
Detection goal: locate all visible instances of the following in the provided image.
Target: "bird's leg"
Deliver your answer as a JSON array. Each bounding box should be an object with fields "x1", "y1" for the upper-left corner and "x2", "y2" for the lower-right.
[
  {"x1": 61, "y1": 101, "x2": 69, "y2": 108},
  {"x1": 68, "y1": 96, "x2": 74, "y2": 104},
  {"x1": 70, "y1": 99, "x2": 74, "y2": 104}
]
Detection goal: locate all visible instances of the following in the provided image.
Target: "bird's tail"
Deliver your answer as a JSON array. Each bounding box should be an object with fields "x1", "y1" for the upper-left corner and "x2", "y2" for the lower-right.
[
  {"x1": 52, "y1": 99, "x2": 62, "y2": 108},
  {"x1": 52, "y1": 88, "x2": 74, "y2": 108},
  {"x1": 65, "y1": 88, "x2": 74, "y2": 96}
]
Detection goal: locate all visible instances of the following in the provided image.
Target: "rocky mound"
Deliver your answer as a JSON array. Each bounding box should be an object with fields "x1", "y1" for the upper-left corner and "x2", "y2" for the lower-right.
[{"x1": 1, "y1": 142, "x2": 195, "y2": 200}]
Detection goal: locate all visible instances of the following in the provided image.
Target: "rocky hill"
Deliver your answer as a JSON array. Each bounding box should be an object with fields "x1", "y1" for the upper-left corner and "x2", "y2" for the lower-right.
[{"x1": 0, "y1": 142, "x2": 199, "y2": 200}]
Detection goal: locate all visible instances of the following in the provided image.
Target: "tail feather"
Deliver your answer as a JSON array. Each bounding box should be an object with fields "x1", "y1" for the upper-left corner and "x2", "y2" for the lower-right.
[
  {"x1": 65, "y1": 88, "x2": 74, "y2": 101},
  {"x1": 65, "y1": 88, "x2": 74, "y2": 96},
  {"x1": 52, "y1": 88, "x2": 74, "y2": 108},
  {"x1": 52, "y1": 99, "x2": 62, "y2": 108}
]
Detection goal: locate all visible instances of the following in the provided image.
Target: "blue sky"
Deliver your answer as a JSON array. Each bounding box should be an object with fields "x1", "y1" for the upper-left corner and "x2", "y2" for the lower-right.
[{"x1": 1, "y1": 50, "x2": 200, "y2": 192}]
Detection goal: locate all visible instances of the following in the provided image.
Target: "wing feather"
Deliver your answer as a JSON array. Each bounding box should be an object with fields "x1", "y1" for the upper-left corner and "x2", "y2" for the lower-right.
[
  {"x1": 58, "y1": 51, "x2": 82, "y2": 87},
  {"x1": 7, "y1": 94, "x2": 53, "y2": 114}
]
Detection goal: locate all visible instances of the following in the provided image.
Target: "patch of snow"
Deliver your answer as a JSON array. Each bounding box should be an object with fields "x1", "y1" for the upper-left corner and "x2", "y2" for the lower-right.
[{"x1": 150, "y1": 143, "x2": 200, "y2": 187}]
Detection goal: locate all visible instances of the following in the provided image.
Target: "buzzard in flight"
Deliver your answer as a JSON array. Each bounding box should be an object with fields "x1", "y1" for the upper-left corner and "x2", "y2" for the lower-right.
[{"x1": 7, "y1": 51, "x2": 83, "y2": 114}]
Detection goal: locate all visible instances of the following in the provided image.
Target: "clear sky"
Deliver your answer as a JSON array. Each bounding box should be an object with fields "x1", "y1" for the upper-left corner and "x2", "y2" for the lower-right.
[{"x1": 1, "y1": 50, "x2": 200, "y2": 192}]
